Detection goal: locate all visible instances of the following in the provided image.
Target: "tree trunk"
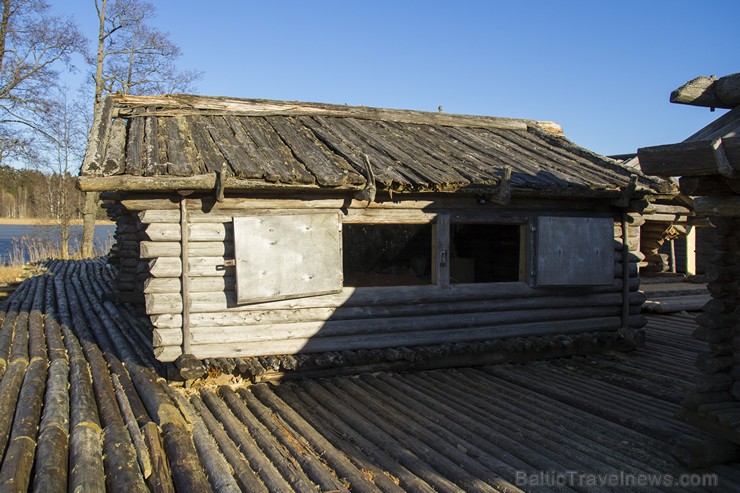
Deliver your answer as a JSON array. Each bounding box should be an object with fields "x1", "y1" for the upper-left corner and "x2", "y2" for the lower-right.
[{"x1": 81, "y1": 192, "x2": 98, "y2": 258}]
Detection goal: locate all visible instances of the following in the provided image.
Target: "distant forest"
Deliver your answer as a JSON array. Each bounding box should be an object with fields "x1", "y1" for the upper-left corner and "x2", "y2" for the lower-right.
[{"x1": 0, "y1": 165, "x2": 88, "y2": 221}]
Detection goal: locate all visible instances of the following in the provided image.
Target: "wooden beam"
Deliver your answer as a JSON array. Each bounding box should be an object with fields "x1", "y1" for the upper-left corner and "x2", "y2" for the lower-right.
[
  {"x1": 432, "y1": 215, "x2": 450, "y2": 289},
  {"x1": 670, "y1": 75, "x2": 725, "y2": 108},
  {"x1": 638, "y1": 136, "x2": 740, "y2": 178},
  {"x1": 108, "y1": 93, "x2": 532, "y2": 130},
  {"x1": 184, "y1": 317, "x2": 623, "y2": 359},
  {"x1": 180, "y1": 198, "x2": 191, "y2": 355},
  {"x1": 78, "y1": 174, "x2": 363, "y2": 193},
  {"x1": 670, "y1": 73, "x2": 740, "y2": 109},
  {"x1": 693, "y1": 196, "x2": 740, "y2": 216}
]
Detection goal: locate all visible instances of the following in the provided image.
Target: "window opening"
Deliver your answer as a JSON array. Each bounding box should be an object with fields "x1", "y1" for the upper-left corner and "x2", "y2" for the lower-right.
[
  {"x1": 343, "y1": 223, "x2": 432, "y2": 287},
  {"x1": 449, "y1": 224, "x2": 522, "y2": 283}
]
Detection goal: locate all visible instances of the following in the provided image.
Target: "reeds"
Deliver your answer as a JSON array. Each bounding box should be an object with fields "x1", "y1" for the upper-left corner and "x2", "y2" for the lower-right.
[{"x1": 2, "y1": 226, "x2": 114, "y2": 267}]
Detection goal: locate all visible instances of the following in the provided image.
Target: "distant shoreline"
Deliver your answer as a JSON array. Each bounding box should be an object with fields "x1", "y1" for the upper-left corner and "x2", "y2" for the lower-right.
[{"x1": 0, "y1": 218, "x2": 115, "y2": 226}]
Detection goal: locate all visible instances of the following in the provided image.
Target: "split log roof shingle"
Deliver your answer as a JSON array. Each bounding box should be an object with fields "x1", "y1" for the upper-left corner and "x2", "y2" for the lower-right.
[{"x1": 82, "y1": 94, "x2": 670, "y2": 196}]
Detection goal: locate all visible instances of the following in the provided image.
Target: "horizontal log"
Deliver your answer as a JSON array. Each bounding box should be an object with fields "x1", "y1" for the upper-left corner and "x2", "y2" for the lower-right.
[
  {"x1": 642, "y1": 213, "x2": 691, "y2": 223},
  {"x1": 153, "y1": 345, "x2": 182, "y2": 361},
  {"x1": 638, "y1": 136, "x2": 740, "y2": 178},
  {"x1": 144, "y1": 276, "x2": 235, "y2": 294},
  {"x1": 138, "y1": 223, "x2": 180, "y2": 241},
  {"x1": 186, "y1": 291, "x2": 646, "y2": 327},
  {"x1": 138, "y1": 210, "x2": 181, "y2": 224},
  {"x1": 147, "y1": 257, "x2": 235, "y2": 278},
  {"x1": 670, "y1": 75, "x2": 726, "y2": 108},
  {"x1": 150, "y1": 314, "x2": 182, "y2": 329},
  {"x1": 122, "y1": 197, "x2": 347, "y2": 211},
  {"x1": 140, "y1": 242, "x2": 180, "y2": 258},
  {"x1": 148, "y1": 257, "x2": 181, "y2": 277},
  {"x1": 679, "y1": 176, "x2": 740, "y2": 196},
  {"x1": 187, "y1": 258, "x2": 235, "y2": 277},
  {"x1": 136, "y1": 207, "x2": 535, "y2": 228},
  {"x1": 670, "y1": 73, "x2": 740, "y2": 109},
  {"x1": 144, "y1": 279, "x2": 635, "y2": 314},
  {"x1": 186, "y1": 316, "x2": 623, "y2": 358},
  {"x1": 116, "y1": 193, "x2": 618, "y2": 214},
  {"x1": 693, "y1": 196, "x2": 740, "y2": 217},
  {"x1": 79, "y1": 174, "x2": 363, "y2": 193},
  {"x1": 178, "y1": 306, "x2": 626, "y2": 346},
  {"x1": 189, "y1": 242, "x2": 233, "y2": 257},
  {"x1": 139, "y1": 223, "x2": 232, "y2": 242},
  {"x1": 159, "y1": 304, "x2": 630, "y2": 346}
]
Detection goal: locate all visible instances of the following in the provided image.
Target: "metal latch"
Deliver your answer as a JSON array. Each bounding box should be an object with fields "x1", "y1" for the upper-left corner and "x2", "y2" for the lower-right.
[{"x1": 217, "y1": 259, "x2": 235, "y2": 271}]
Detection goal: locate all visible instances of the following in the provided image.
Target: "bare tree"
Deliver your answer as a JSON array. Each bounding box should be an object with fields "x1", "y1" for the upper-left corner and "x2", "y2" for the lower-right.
[
  {"x1": 82, "y1": 0, "x2": 201, "y2": 256},
  {"x1": 35, "y1": 87, "x2": 86, "y2": 258},
  {"x1": 95, "y1": 0, "x2": 201, "y2": 102},
  {"x1": 0, "y1": 0, "x2": 86, "y2": 162}
]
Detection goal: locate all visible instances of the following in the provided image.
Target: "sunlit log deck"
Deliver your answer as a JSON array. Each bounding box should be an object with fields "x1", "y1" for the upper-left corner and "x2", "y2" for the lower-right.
[{"x1": 0, "y1": 259, "x2": 738, "y2": 491}]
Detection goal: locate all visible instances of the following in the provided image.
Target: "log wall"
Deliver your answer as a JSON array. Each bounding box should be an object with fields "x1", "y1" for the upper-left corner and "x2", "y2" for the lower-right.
[{"x1": 104, "y1": 194, "x2": 645, "y2": 362}]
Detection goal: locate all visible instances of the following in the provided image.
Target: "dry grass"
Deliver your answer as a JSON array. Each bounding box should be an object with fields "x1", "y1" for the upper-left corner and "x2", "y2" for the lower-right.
[{"x1": 0, "y1": 265, "x2": 22, "y2": 284}]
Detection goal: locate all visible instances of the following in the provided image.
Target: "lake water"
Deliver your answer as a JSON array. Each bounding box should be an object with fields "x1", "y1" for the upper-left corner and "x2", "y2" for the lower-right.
[{"x1": 0, "y1": 224, "x2": 116, "y2": 264}]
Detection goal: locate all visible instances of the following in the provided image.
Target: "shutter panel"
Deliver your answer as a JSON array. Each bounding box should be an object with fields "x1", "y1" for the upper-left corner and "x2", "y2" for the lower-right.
[
  {"x1": 233, "y1": 213, "x2": 342, "y2": 303},
  {"x1": 535, "y1": 216, "x2": 614, "y2": 286}
]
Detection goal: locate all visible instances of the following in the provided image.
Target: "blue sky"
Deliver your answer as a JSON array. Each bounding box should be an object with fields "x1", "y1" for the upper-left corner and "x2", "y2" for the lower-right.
[{"x1": 60, "y1": 1, "x2": 738, "y2": 156}]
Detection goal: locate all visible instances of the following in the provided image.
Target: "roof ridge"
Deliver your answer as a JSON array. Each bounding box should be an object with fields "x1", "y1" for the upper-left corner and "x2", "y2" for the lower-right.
[{"x1": 109, "y1": 93, "x2": 536, "y2": 130}]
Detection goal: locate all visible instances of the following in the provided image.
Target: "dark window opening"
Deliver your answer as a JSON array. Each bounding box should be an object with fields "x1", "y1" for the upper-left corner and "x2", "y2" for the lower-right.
[
  {"x1": 343, "y1": 224, "x2": 432, "y2": 287},
  {"x1": 450, "y1": 224, "x2": 522, "y2": 283}
]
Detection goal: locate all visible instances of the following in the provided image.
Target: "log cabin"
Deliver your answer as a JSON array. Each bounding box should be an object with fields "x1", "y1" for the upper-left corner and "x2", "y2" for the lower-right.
[
  {"x1": 639, "y1": 72, "x2": 740, "y2": 451},
  {"x1": 80, "y1": 94, "x2": 673, "y2": 365}
]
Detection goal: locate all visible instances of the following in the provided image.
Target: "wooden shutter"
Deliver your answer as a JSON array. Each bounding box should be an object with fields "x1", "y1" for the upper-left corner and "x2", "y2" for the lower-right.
[
  {"x1": 233, "y1": 213, "x2": 342, "y2": 303},
  {"x1": 535, "y1": 216, "x2": 614, "y2": 286}
]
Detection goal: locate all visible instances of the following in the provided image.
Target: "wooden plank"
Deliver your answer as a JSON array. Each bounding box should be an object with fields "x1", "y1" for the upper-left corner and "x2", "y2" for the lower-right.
[
  {"x1": 432, "y1": 215, "x2": 450, "y2": 288},
  {"x1": 102, "y1": 118, "x2": 127, "y2": 175},
  {"x1": 125, "y1": 117, "x2": 145, "y2": 175},
  {"x1": 233, "y1": 213, "x2": 342, "y2": 304},
  {"x1": 181, "y1": 199, "x2": 191, "y2": 355},
  {"x1": 188, "y1": 115, "x2": 226, "y2": 174},
  {"x1": 241, "y1": 116, "x2": 315, "y2": 184},
  {"x1": 162, "y1": 117, "x2": 193, "y2": 176},
  {"x1": 310, "y1": 116, "x2": 415, "y2": 186},
  {"x1": 265, "y1": 116, "x2": 363, "y2": 186},
  {"x1": 205, "y1": 116, "x2": 264, "y2": 179},
  {"x1": 535, "y1": 216, "x2": 614, "y2": 286},
  {"x1": 143, "y1": 116, "x2": 161, "y2": 176}
]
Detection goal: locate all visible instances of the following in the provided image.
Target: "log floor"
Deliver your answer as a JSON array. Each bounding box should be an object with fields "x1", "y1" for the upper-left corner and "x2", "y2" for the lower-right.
[{"x1": 0, "y1": 259, "x2": 738, "y2": 491}]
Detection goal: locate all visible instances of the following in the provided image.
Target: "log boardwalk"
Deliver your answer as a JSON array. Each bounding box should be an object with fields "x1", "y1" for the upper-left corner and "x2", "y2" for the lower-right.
[{"x1": 0, "y1": 259, "x2": 737, "y2": 491}]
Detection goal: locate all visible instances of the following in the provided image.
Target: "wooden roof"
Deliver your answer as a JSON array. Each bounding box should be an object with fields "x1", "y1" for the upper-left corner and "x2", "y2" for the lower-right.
[
  {"x1": 1, "y1": 260, "x2": 738, "y2": 490},
  {"x1": 81, "y1": 94, "x2": 669, "y2": 197}
]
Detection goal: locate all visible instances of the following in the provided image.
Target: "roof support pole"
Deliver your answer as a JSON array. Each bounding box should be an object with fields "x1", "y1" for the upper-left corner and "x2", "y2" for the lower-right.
[
  {"x1": 180, "y1": 195, "x2": 191, "y2": 355},
  {"x1": 621, "y1": 210, "x2": 631, "y2": 331}
]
